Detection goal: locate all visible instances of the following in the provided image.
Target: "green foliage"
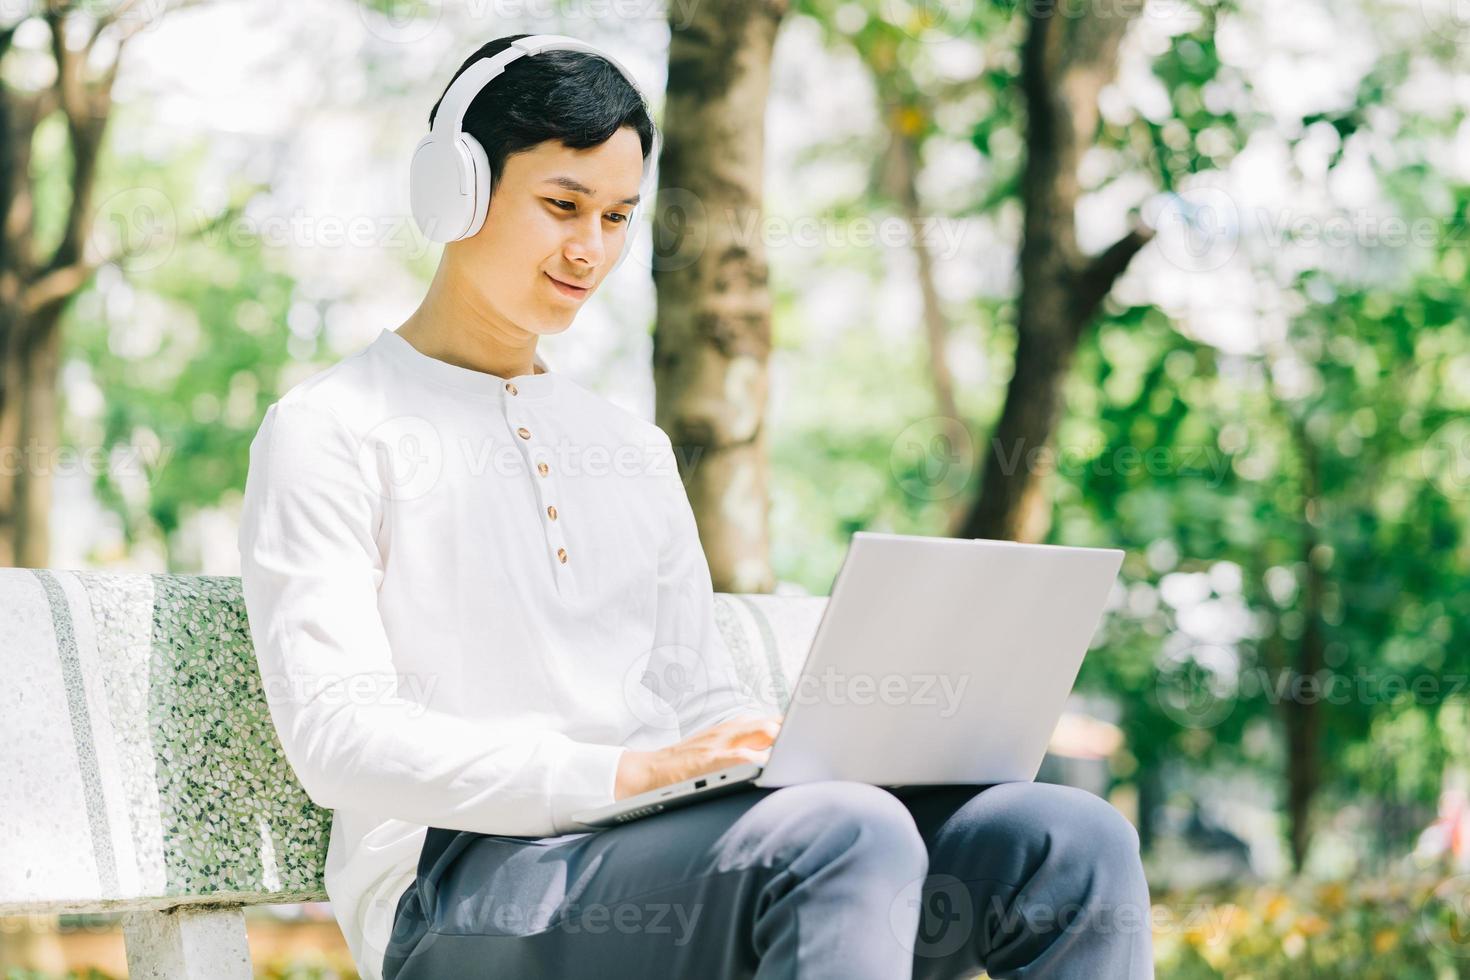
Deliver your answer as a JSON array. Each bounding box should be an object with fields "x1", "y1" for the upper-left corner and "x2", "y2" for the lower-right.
[{"x1": 60, "y1": 102, "x2": 306, "y2": 565}]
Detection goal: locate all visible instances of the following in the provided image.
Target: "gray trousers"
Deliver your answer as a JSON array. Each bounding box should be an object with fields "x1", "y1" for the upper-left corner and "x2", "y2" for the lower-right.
[{"x1": 381, "y1": 780, "x2": 1154, "y2": 979}]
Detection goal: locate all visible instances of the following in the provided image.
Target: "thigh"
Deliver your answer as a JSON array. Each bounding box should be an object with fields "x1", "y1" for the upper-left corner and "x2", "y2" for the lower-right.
[{"x1": 382, "y1": 783, "x2": 804, "y2": 980}]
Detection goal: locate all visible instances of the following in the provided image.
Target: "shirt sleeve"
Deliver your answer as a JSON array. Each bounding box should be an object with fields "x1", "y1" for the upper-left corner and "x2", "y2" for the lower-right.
[
  {"x1": 237, "y1": 398, "x2": 626, "y2": 836},
  {"x1": 647, "y1": 429, "x2": 773, "y2": 741}
]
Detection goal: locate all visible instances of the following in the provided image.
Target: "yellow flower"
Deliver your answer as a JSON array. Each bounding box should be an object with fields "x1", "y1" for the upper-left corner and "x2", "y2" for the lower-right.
[
  {"x1": 1316, "y1": 881, "x2": 1348, "y2": 911},
  {"x1": 1297, "y1": 914, "x2": 1330, "y2": 936},
  {"x1": 897, "y1": 106, "x2": 925, "y2": 137},
  {"x1": 1373, "y1": 928, "x2": 1399, "y2": 953}
]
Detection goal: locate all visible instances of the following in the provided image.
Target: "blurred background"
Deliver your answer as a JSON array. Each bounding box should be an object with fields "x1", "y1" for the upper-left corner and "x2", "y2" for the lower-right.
[{"x1": 2, "y1": 0, "x2": 1469, "y2": 976}]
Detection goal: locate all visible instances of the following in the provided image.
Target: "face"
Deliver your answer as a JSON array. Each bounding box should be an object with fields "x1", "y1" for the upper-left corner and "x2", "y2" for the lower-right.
[{"x1": 445, "y1": 126, "x2": 645, "y2": 335}]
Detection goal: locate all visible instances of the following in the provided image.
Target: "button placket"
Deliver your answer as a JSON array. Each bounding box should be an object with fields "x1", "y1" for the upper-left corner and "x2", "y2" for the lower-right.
[{"x1": 504, "y1": 388, "x2": 570, "y2": 578}]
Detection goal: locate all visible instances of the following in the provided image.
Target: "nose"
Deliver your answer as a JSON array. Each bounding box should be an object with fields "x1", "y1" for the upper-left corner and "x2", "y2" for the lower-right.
[{"x1": 563, "y1": 216, "x2": 607, "y2": 269}]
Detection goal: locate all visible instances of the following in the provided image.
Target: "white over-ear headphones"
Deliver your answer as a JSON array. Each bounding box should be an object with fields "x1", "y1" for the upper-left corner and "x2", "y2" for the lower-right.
[{"x1": 408, "y1": 34, "x2": 660, "y2": 274}]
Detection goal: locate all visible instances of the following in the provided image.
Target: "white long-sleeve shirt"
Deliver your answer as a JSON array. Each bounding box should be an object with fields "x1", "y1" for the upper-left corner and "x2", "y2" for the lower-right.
[{"x1": 236, "y1": 326, "x2": 765, "y2": 979}]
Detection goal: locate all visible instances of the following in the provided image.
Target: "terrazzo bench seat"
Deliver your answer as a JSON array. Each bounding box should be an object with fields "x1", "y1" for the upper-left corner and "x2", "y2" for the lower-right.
[{"x1": 0, "y1": 569, "x2": 826, "y2": 978}]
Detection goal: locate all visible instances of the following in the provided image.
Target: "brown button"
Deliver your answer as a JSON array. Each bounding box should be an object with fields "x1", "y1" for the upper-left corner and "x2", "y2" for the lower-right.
[
  {"x1": 505, "y1": 382, "x2": 518, "y2": 395},
  {"x1": 517, "y1": 427, "x2": 531, "y2": 440},
  {"x1": 557, "y1": 547, "x2": 568, "y2": 564},
  {"x1": 547, "y1": 505, "x2": 557, "y2": 520},
  {"x1": 537, "y1": 461, "x2": 549, "y2": 476}
]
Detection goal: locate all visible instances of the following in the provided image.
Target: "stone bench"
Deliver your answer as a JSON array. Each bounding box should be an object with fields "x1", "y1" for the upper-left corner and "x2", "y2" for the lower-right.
[
  {"x1": 1, "y1": 567, "x2": 1102, "y2": 977},
  {"x1": 0, "y1": 569, "x2": 830, "y2": 977}
]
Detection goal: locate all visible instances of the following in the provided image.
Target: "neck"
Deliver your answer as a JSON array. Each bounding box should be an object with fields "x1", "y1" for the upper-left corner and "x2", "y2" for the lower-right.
[{"x1": 397, "y1": 259, "x2": 543, "y2": 378}]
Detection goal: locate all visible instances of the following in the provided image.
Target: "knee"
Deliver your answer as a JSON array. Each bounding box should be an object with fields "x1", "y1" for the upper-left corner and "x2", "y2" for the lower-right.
[
  {"x1": 950, "y1": 783, "x2": 1145, "y2": 894},
  {"x1": 748, "y1": 781, "x2": 928, "y2": 878},
  {"x1": 1036, "y1": 783, "x2": 1140, "y2": 858}
]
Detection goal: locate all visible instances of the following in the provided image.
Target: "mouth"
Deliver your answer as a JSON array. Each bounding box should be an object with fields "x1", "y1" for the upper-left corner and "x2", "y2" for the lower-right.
[{"x1": 545, "y1": 272, "x2": 591, "y2": 300}]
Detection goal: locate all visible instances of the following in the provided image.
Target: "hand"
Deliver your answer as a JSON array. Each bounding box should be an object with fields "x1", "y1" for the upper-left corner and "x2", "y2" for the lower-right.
[{"x1": 615, "y1": 712, "x2": 781, "y2": 800}]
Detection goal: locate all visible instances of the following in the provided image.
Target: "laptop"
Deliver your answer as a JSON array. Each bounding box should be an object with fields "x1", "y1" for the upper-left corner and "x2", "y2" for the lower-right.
[{"x1": 569, "y1": 531, "x2": 1125, "y2": 829}]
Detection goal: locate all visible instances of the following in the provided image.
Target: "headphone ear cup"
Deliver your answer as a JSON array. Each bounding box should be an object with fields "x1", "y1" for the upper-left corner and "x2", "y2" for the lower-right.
[
  {"x1": 409, "y1": 134, "x2": 477, "y2": 243},
  {"x1": 459, "y1": 133, "x2": 492, "y2": 240}
]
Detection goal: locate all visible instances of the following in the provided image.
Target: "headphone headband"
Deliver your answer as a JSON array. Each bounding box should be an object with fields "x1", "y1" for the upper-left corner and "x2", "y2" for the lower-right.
[{"x1": 434, "y1": 35, "x2": 648, "y2": 145}]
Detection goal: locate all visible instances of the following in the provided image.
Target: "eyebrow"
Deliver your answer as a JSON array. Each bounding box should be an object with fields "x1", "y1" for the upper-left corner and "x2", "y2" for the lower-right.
[{"x1": 542, "y1": 175, "x2": 641, "y2": 206}]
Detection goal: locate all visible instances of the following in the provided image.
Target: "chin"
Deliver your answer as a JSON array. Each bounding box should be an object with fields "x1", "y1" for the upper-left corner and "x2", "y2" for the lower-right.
[{"x1": 525, "y1": 309, "x2": 577, "y2": 335}]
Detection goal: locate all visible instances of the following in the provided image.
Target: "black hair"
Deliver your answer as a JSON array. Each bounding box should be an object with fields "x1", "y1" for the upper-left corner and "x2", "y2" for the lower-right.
[{"x1": 428, "y1": 34, "x2": 657, "y2": 202}]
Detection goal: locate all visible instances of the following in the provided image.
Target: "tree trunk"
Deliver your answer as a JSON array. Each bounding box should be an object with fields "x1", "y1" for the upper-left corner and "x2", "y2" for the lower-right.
[
  {"x1": 886, "y1": 125, "x2": 960, "y2": 429},
  {"x1": 655, "y1": 0, "x2": 789, "y2": 593},
  {"x1": 956, "y1": 2, "x2": 1153, "y2": 543},
  {"x1": 1284, "y1": 416, "x2": 1325, "y2": 872},
  {"x1": 10, "y1": 315, "x2": 61, "y2": 567}
]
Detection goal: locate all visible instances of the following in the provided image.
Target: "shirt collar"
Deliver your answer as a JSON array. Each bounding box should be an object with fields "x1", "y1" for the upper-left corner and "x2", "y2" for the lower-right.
[{"x1": 374, "y1": 327, "x2": 559, "y2": 402}]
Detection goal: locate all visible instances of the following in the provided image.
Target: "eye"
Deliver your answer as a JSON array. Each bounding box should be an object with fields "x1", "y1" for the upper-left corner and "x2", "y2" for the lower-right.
[
  {"x1": 606, "y1": 212, "x2": 629, "y2": 224},
  {"x1": 548, "y1": 199, "x2": 575, "y2": 211}
]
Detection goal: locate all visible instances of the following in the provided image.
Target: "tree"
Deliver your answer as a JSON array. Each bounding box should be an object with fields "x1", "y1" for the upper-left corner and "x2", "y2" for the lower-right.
[
  {"x1": 956, "y1": 1, "x2": 1154, "y2": 543},
  {"x1": 0, "y1": 0, "x2": 198, "y2": 567},
  {"x1": 654, "y1": 0, "x2": 791, "y2": 593}
]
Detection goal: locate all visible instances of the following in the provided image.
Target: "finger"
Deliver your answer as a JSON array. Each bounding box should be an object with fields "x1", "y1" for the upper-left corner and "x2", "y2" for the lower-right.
[
  {"x1": 733, "y1": 746, "x2": 769, "y2": 766},
  {"x1": 735, "y1": 712, "x2": 780, "y2": 734}
]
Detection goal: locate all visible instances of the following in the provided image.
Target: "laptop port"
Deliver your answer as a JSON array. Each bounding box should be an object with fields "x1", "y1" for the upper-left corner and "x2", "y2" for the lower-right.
[{"x1": 694, "y1": 779, "x2": 707, "y2": 789}]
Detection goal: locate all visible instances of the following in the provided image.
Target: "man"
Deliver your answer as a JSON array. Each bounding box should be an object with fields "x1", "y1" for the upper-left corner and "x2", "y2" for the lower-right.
[{"x1": 237, "y1": 33, "x2": 1155, "y2": 980}]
